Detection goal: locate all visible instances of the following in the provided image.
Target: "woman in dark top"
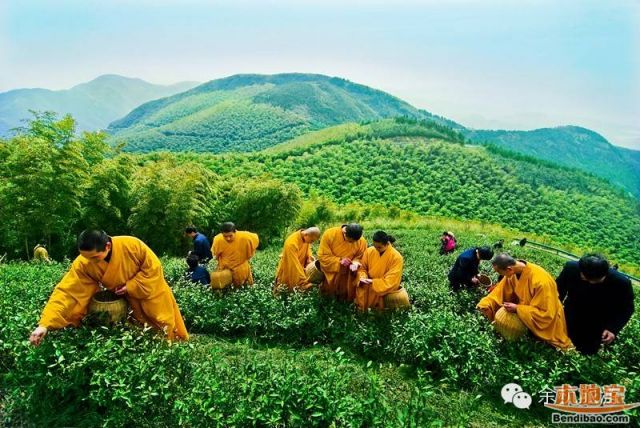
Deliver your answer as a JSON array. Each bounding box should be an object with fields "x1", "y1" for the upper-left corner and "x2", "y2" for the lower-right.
[{"x1": 185, "y1": 253, "x2": 210, "y2": 286}]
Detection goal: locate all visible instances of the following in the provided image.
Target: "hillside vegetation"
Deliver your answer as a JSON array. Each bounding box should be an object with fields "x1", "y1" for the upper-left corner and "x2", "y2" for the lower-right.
[
  {"x1": 174, "y1": 119, "x2": 640, "y2": 266},
  {"x1": 2, "y1": 226, "x2": 638, "y2": 426},
  {"x1": 466, "y1": 126, "x2": 640, "y2": 197},
  {"x1": 107, "y1": 73, "x2": 453, "y2": 153}
]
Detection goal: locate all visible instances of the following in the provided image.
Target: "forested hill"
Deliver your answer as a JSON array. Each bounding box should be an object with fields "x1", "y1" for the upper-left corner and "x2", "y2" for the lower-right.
[
  {"x1": 172, "y1": 119, "x2": 640, "y2": 266},
  {"x1": 106, "y1": 73, "x2": 453, "y2": 153},
  {"x1": 465, "y1": 126, "x2": 640, "y2": 197},
  {"x1": 0, "y1": 75, "x2": 198, "y2": 136},
  {"x1": 107, "y1": 73, "x2": 639, "y2": 197}
]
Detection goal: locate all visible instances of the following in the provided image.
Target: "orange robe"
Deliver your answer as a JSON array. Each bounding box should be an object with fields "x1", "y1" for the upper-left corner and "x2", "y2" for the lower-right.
[
  {"x1": 317, "y1": 226, "x2": 367, "y2": 301},
  {"x1": 477, "y1": 261, "x2": 572, "y2": 349},
  {"x1": 212, "y1": 231, "x2": 259, "y2": 286},
  {"x1": 356, "y1": 245, "x2": 404, "y2": 310},
  {"x1": 275, "y1": 230, "x2": 313, "y2": 291},
  {"x1": 38, "y1": 236, "x2": 188, "y2": 340}
]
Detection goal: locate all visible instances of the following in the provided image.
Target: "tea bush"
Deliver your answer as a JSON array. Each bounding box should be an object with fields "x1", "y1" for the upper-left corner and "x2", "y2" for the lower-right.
[{"x1": 1, "y1": 226, "x2": 638, "y2": 426}]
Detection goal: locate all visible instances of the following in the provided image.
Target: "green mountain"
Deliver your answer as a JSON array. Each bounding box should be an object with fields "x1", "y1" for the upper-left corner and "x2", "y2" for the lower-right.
[
  {"x1": 173, "y1": 119, "x2": 640, "y2": 266},
  {"x1": 107, "y1": 73, "x2": 457, "y2": 153},
  {"x1": 108, "y1": 73, "x2": 639, "y2": 196},
  {"x1": 0, "y1": 75, "x2": 199, "y2": 136},
  {"x1": 465, "y1": 126, "x2": 640, "y2": 197}
]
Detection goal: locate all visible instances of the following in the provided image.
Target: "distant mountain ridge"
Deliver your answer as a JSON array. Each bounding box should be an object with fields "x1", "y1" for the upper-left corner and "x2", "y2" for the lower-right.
[
  {"x1": 2, "y1": 73, "x2": 638, "y2": 196},
  {"x1": 107, "y1": 73, "x2": 452, "y2": 153},
  {"x1": 0, "y1": 75, "x2": 199, "y2": 135},
  {"x1": 464, "y1": 126, "x2": 640, "y2": 196}
]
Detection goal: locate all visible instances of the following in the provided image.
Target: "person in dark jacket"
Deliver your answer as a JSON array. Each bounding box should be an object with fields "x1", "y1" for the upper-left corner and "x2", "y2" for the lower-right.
[
  {"x1": 185, "y1": 253, "x2": 210, "y2": 286},
  {"x1": 557, "y1": 254, "x2": 635, "y2": 355},
  {"x1": 448, "y1": 246, "x2": 494, "y2": 291},
  {"x1": 185, "y1": 226, "x2": 212, "y2": 263}
]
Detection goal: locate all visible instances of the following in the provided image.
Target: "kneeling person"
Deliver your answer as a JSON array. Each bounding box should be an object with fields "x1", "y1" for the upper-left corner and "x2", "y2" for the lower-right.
[
  {"x1": 448, "y1": 246, "x2": 494, "y2": 292},
  {"x1": 477, "y1": 253, "x2": 572, "y2": 349},
  {"x1": 318, "y1": 223, "x2": 367, "y2": 301},
  {"x1": 356, "y1": 231, "x2": 404, "y2": 310},
  {"x1": 29, "y1": 230, "x2": 189, "y2": 345},
  {"x1": 211, "y1": 222, "x2": 259, "y2": 286},
  {"x1": 186, "y1": 253, "x2": 210, "y2": 286},
  {"x1": 557, "y1": 254, "x2": 634, "y2": 355},
  {"x1": 275, "y1": 227, "x2": 321, "y2": 292}
]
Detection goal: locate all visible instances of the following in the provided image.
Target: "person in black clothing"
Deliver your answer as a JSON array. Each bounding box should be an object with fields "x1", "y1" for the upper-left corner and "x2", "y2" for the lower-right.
[
  {"x1": 448, "y1": 246, "x2": 494, "y2": 291},
  {"x1": 185, "y1": 226, "x2": 212, "y2": 263},
  {"x1": 557, "y1": 254, "x2": 635, "y2": 355},
  {"x1": 185, "y1": 253, "x2": 210, "y2": 286}
]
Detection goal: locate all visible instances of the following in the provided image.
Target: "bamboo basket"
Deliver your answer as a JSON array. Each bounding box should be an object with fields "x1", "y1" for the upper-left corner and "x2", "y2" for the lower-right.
[
  {"x1": 305, "y1": 260, "x2": 324, "y2": 284},
  {"x1": 88, "y1": 290, "x2": 127, "y2": 324},
  {"x1": 494, "y1": 307, "x2": 527, "y2": 341},
  {"x1": 383, "y1": 287, "x2": 411, "y2": 309},
  {"x1": 477, "y1": 274, "x2": 492, "y2": 287},
  {"x1": 211, "y1": 269, "x2": 233, "y2": 289}
]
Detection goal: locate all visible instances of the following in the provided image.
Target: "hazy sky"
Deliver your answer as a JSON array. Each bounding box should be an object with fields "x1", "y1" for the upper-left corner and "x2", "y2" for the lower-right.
[{"x1": 1, "y1": 0, "x2": 638, "y2": 149}]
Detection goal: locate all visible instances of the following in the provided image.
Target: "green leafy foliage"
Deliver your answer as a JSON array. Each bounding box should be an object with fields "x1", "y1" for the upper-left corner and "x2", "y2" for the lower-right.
[
  {"x1": 173, "y1": 120, "x2": 640, "y2": 266},
  {"x1": 1, "y1": 226, "x2": 638, "y2": 426},
  {"x1": 467, "y1": 126, "x2": 640, "y2": 197},
  {"x1": 218, "y1": 178, "x2": 303, "y2": 246}
]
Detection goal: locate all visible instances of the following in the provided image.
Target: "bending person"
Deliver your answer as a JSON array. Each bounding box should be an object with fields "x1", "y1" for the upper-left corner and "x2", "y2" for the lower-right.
[
  {"x1": 29, "y1": 230, "x2": 188, "y2": 345},
  {"x1": 211, "y1": 222, "x2": 259, "y2": 286},
  {"x1": 275, "y1": 227, "x2": 321, "y2": 292},
  {"x1": 356, "y1": 231, "x2": 404, "y2": 310}
]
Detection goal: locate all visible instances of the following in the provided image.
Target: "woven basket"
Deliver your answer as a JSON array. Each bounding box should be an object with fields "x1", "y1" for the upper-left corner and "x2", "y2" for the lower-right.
[
  {"x1": 383, "y1": 287, "x2": 411, "y2": 309},
  {"x1": 211, "y1": 269, "x2": 233, "y2": 289},
  {"x1": 88, "y1": 291, "x2": 127, "y2": 324},
  {"x1": 305, "y1": 260, "x2": 324, "y2": 284},
  {"x1": 494, "y1": 307, "x2": 527, "y2": 341},
  {"x1": 478, "y1": 274, "x2": 492, "y2": 287}
]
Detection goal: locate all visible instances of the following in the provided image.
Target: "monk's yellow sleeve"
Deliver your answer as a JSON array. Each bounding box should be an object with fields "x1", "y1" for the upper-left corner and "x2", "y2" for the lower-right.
[
  {"x1": 516, "y1": 281, "x2": 554, "y2": 329},
  {"x1": 372, "y1": 254, "x2": 403, "y2": 294},
  {"x1": 318, "y1": 233, "x2": 340, "y2": 273},
  {"x1": 39, "y1": 259, "x2": 98, "y2": 329},
  {"x1": 357, "y1": 249, "x2": 371, "y2": 283},
  {"x1": 306, "y1": 244, "x2": 313, "y2": 266},
  {"x1": 125, "y1": 240, "x2": 163, "y2": 299},
  {"x1": 212, "y1": 235, "x2": 222, "y2": 261},
  {"x1": 283, "y1": 241, "x2": 307, "y2": 286},
  {"x1": 477, "y1": 277, "x2": 506, "y2": 320},
  {"x1": 245, "y1": 232, "x2": 259, "y2": 258}
]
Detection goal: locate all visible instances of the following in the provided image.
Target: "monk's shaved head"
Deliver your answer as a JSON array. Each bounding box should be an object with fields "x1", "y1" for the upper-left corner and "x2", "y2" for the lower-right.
[
  {"x1": 492, "y1": 253, "x2": 517, "y2": 270},
  {"x1": 304, "y1": 227, "x2": 320, "y2": 237}
]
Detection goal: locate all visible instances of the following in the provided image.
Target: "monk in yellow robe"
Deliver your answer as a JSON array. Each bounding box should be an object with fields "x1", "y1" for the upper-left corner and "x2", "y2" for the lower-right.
[
  {"x1": 29, "y1": 230, "x2": 188, "y2": 346},
  {"x1": 477, "y1": 253, "x2": 573, "y2": 349},
  {"x1": 318, "y1": 223, "x2": 367, "y2": 301},
  {"x1": 356, "y1": 231, "x2": 404, "y2": 310},
  {"x1": 33, "y1": 243, "x2": 51, "y2": 263},
  {"x1": 275, "y1": 227, "x2": 321, "y2": 292},
  {"x1": 211, "y1": 222, "x2": 259, "y2": 286}
]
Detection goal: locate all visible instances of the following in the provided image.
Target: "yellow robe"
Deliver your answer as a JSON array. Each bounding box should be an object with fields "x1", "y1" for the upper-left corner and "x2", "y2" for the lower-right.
[
  {"x1": 39, "y1": 236, "x2": 188, "y2": 340},
  {"x1": 356, "y1": 245, "x2": 404, "y2": 310},
  {"x1": 212, "y1": 231, "x2": 259, "y2": 286},
  {"x1": 477, "y1": 261, "x2": 572, "y2": 349},
  {"x1": 275, "y1": 230, "x2": 313, "y2": 291},
  {"x1": 33, "y1": 246, "x2": 50, "y2": 262},
  {"x1": 318, "y1": 226, "x2": 367, "y2": 300}
]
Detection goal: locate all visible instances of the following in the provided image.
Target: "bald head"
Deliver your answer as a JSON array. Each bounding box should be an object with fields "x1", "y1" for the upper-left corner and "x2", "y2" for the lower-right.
[
  {"x1": 492, "y1": 253, "x2": 517, "y2": 270},
  {"x1": 302, "y1": 227, "x2": 321, "y2": 243}
]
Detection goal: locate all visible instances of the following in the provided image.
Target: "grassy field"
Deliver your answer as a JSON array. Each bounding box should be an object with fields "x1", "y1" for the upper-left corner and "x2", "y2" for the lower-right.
[{"x1": 1, "y1": 224, "x2": 638, "y2": 426}]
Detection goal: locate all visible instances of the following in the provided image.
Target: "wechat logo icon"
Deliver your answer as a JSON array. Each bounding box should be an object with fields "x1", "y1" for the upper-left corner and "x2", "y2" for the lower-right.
[{"x1": 501, "y1": 383, "x2": 532, "y2": 410}]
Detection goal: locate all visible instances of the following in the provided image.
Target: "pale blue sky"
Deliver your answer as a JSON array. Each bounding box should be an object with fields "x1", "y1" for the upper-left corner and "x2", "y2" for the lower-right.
[{"x1": 1, "y1": 0, "x2": 638, "y2": 148}]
